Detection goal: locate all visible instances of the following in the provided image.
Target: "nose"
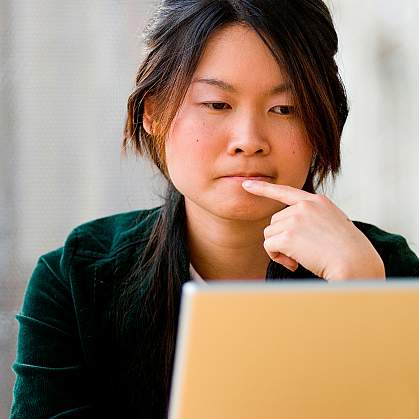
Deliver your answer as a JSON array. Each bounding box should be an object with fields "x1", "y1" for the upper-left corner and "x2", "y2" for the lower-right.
[{"x1": 227, "y1": 113, "x2": 271, "y2": 156}]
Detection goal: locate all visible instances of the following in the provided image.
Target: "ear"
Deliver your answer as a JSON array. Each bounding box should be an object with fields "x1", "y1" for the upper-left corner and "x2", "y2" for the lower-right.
[{"x1": 143, "y1": 96, "x2": 156, "y2": 135}]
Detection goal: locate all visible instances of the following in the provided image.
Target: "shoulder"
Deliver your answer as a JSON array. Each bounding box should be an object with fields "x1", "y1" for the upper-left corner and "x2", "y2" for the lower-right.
[
  {"x1": 19, "y1": 207, "x2": 163, "y2": 366},
  {"x1": 24, "y1": 206, "x2": 163, "y2": 312},
  {"x1": 33, "y1": 206, "x2": 162, "y2": 283},
  {"x1": 43, "y1": 206, "x2": 163, "y2": 296},
  {"x1": 353, "y1": 220, "x2": 419, "y2": 278},
  {"x1": 62, "y1": 206, "x2": 162, "y2": 260}
]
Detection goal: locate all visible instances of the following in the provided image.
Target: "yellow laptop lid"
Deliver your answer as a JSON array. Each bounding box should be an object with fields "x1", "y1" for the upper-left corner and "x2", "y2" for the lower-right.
[{"x1": 169, "y1": 280, "x2": 419, "y2": 419}]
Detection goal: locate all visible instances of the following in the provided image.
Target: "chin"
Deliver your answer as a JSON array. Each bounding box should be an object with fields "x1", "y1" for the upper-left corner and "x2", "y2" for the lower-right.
[
  {"x1": 182, "y1": 184, "x2": 286, "y2": 222},
  {"x1": 209, "y1": 198, "x2": 283, "y2": 222}
]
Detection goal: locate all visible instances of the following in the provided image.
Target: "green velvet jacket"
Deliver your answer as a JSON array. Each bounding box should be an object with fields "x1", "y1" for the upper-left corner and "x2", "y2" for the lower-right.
[{"x1": 10, "y1": 206, "x2": 419, "y2": 418}]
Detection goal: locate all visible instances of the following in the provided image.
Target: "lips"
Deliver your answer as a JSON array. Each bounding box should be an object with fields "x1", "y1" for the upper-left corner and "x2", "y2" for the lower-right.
[
  {"x1": 228, "y1": 173, "x2": 272, "y2": 178},
  {"x1": 222, "y1": 172, "x2": 274, "y2": 179},
  {"x1": 227, "y1": 175, "x2": 271, "y2": 180},
  {"x1": 219, "y1": 173, "x2": 275, "y2": 183}
]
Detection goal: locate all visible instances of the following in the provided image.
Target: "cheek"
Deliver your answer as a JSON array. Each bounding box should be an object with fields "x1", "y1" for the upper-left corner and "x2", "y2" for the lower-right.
[
  {"x1": 273, "y1": 126, "x2": 313, "y2": 185},
  {"x1": 165, "y1": 113, "x2": 219, "y2": 184},
  {"x1": 277, "y1": 123, "x2": 311, "y2": 158},
  {"x1": 292, "y1": 138, "x2": 313, "y2": 165}
]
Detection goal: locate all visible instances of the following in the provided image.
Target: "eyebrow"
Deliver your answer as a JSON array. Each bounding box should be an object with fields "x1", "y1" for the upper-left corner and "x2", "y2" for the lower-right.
[{"x1": 191, "y1": 77, "x2": 292, "y2": 96}]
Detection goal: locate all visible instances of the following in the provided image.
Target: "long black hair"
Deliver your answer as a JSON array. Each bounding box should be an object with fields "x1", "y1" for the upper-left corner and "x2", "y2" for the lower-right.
[{"x1": 112, "y1": 0, "x2": 349, "y2": 416}]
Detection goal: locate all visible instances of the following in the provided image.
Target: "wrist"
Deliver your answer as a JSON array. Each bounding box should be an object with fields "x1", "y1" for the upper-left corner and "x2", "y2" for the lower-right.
[{"x1": 328, "y1": 253, "x2": 386, "y2": 281}]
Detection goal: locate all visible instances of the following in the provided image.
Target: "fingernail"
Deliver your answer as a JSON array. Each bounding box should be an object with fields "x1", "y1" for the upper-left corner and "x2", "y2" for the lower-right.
[{"x1": 242, "y1": 180, "x2": 256, "y2": 188}]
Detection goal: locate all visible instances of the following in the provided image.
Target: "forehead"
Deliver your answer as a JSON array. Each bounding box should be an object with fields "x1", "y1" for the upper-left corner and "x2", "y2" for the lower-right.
[{"x1": 191, "y1": 23, "x2": 289, "y2": 94}]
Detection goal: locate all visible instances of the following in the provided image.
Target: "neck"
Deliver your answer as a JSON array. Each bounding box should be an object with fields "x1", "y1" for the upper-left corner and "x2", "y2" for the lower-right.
[{"x1": 185, "y1": 199, "x2": 271, "y2": 281}]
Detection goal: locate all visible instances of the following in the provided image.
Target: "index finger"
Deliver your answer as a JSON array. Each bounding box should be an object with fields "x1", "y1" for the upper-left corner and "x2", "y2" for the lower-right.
[{"x1": 241, "y1": 180, "x2": 312, "y2": 205}]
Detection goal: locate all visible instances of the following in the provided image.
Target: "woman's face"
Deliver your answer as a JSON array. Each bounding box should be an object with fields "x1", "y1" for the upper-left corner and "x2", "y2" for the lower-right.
[{"x1": 164, "y1": 23, "x2": 313, "y2": 221}]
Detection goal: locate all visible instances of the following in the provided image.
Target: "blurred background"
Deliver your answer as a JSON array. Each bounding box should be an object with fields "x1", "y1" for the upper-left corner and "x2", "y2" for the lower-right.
[{"x1": 1, "y1": 0, "x2": 418, "y2": 415}]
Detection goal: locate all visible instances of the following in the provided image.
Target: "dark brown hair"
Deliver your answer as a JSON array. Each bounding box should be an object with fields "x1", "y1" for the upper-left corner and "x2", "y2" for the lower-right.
[{"x1": 113, "y1": 1, "x2": 349, "y2": 416}]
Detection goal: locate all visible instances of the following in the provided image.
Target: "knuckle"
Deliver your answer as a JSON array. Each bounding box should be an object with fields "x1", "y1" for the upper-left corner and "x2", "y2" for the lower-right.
[
  {"x1": 290, "y1": 213, "x2": 302, "y2": 225},
  {"x1": 297, "y1": 200, "x2": 311, "y2": 211},
  {"x1": 271, "y1": 212, "x2": 280, "y2": 224},
  {"x1": 281, "y1": 230, "x2": 292, "y2": 242},
  {"x1": 315, "y1": 193, "x2": 330, "y2": 205},
  {"x1": 263, "y1": 238, "x2": 272, "y2": 252}
]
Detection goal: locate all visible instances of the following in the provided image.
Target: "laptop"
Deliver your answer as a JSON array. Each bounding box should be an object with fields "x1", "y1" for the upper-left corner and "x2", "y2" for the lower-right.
[{"x1": 168, "y1": 279, "x2": 419, "y2": 419}]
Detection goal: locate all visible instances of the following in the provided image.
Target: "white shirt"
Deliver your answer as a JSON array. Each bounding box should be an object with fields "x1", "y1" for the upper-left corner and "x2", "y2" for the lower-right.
[
  {"x1": 189, "y1": 264, "x2": 267, "y2": 282},
  {"x1": 189, "y1": 263, "x2": 207, "y2": 283}
]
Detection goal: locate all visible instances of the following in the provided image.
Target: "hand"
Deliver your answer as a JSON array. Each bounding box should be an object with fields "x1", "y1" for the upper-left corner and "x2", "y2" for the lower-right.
[{"x1": 242, "y1": 180, "x2": 386, "y2": 281}]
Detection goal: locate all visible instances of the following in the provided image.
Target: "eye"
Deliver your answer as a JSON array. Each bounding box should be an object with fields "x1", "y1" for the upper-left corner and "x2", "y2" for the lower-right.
[
  {"x1": 202, "y1": 102, "x2": 231, "y2": 111},
  {"x1": 271, "y1": 105, "x2": 295, "y2": 115}
]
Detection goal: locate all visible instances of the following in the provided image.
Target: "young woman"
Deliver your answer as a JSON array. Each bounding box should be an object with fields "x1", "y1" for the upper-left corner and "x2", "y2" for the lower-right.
[{"x1": 11, "y1": 0, "x2": 419, "y2": 417}]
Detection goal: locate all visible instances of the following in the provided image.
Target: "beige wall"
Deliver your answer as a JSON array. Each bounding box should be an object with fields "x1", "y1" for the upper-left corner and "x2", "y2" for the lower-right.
[{"x1": 329, "y1": 0, "x2": 419, "y2": 252}]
